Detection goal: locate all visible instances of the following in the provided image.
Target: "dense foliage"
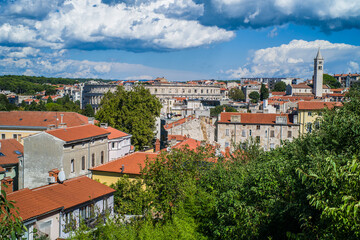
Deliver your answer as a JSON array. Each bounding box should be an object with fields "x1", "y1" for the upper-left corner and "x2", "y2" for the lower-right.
[
  {"x1": 323, "y1": 74, "x2": 341, "y2": 89},
  {"x1": 273, "y1": 81, "x2": 287, "y2": 92},
  {"x1": 228, "y1": 88, "x2": 245, "y2": 101},
  {"x1": 95, "y1": 85, "x2": 162, "y2": 150},
  {"x1": 260, "y1": 83, "x2": 269, "y2": 100},
  {"x1": 249, "y1": 91, "x2": 260, "y2": 103},
  {"x1": 210, "y1": 105, "x2": 237, "y2": 116}
]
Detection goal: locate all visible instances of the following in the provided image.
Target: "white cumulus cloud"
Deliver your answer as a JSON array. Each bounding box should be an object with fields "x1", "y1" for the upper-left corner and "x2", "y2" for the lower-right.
[{"x1": 226, "y1": 40, "x2": 360, "y2": 79}]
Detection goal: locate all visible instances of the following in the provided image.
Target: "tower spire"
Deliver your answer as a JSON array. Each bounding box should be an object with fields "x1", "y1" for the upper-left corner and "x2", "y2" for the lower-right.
[{"x1": 315, "y1": 48, "x2": 323, "y2": 60}]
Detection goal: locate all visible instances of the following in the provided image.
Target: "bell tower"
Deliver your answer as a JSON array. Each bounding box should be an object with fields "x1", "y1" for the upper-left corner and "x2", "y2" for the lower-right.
[{"x1": 313, "y1": 48, "x2": 324, "y2": 98}]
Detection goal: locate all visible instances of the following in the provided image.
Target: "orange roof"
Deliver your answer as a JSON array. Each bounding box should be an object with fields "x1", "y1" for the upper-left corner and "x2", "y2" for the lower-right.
[
  {"x1": 0, "y1": 111, "x2": 89, "y2": 129},
  {"x1": 46, "y1": 124, "x2": 109, "y2": 142},
  {"x1": 298, "y1": 101, "x2": 342, "y2": 110},
  {"x1": 103, "y1": 126, "x2": 129, "y2": 140},
  {"x1": 268, "y1": 96, "x2": 315, "y2": 102},
  {"x1": 292, "y1": 83, "x2": 312, "y2": 89},
  {"x1": 168, "y1": 135, "x2": 187, "y2": 141},
  {"x1": 172, "y1": 138, "x2": 201, "y2": 151},
  {"x1": 91, "y1": 152, "x2": 159, "y2": 175},
  {"x1": 0, "y1": 166, "x2": 5, "y2": 172},
  {"x1": 271, "y1": 91, "x2": 286, "y2": 96},
  {"x1": 218, "y1": 112, "x2": 294, "y2": 125},
  {"x1": 164, "y1": 116, "x2": 195, "y2": 130},
  {"x1": 7, "y1": 176, "x2": 115, "y2": 221},
  {"x1": 31, "y1": 176, "x2": 115, "y2": 210},
  {"x1": 220, "y1": 88, "x2": 227, "y2": 91},
  {"x1": 328, "y1": 93, "x2": 344, "y2": 97},
  {"x1": 0, "y1": 139, "x2": 23, "y2": 165},
  {"x1": 7, "y1": 188, "x2": 63, "y2": 221}
]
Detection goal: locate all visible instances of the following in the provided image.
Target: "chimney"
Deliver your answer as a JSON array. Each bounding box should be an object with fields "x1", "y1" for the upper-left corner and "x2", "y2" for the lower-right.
[
  {"x1": 225, "y1": 147, "x2": 230, "y2": 157},
  {"x1": 60, "y1": 114, "x2": 64, "y2": 124},
  {"x1": 1, "y1": 177, "x2": 13, "y2": 194},
  {"x1": 121, "y1": 165, "x2": 125, "y2": 173},
  {"x1": 155, "y1": 139, "x2": 160, "y2": 152},
  {"x1": 100, "y1": 123, "x2": 108, "y2": 129},
  {"x1": 49, "y1": 168, "x2": 60, "y2": 182},
  {"x1": 88, "y1": 117, "x2": 95, "y2": 125},
  {"x1": 58, "y1": 123, "x2": 67, "y2": 129}
]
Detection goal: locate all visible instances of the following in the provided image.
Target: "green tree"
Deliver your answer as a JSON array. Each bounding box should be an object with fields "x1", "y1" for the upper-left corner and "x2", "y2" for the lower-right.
[
  {"x1": 228, "y1": 88, "x2": 245, "y2": 101},
  {"x1": 110, "y1": 176, "x2": 151, "y2": 215},
  {"x1": 260, "y1": 84, "x2": 269, "y2": 101},
  {"x1": 0, "y1": 94, "x2": 17, "y2": 111},
  {"x1": 0, "y1": 189, "x2": 25, "y2": 239},
  {"x1": 96, "y1": 85, "x2": 161, "y2": 150},
  {"x1": 210, "y1": 104, "x2": 237, "y2": 116},
  {"x1": 323, "y1": 74, "x2": 341, "y2": 89},
  {"x1": 84, "y1": 104, "x2": 95, "y2": 117},
  {"x1": 273, "y1": 81, "x2": 287, "y2": 92},
  {"x1": 249, "y1": 91, "x2": 260, "y2": 103},
  {"x1": 47, "y1": 96, "x2": 53, "y2": 104}
]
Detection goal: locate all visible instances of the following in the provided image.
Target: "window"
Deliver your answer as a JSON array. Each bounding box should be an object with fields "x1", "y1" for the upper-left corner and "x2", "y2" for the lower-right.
[
  {"x1": 288, "y1": 131, "x2": 292, "y2": 138},
  {"x1": 308, "y1": 112, "x2": 312, "y2": 116},
  {"x1": 249, "y1": 130, "x2": 252, "y2": 136},
  {"x1": 270, "y1": 130, "x2": 275, "y2": 138},
  {"x1": 256, "y1": 136, "x2": 260, "y2": 143},
  {"x1": 225, "y1": 129, "x2": 229, "y2": 136},
  {"x1": 112, "y1": 142, "x2": 115, "y2": 149},
  {"x1": 13, "y1": 134, "x2": 17, "y2": 139},
  {"x1": 265, "y1": 130, "x2": 268, "y2": 138},
  {"x1": 82, "y1": 156, "x2": 85, "y2": 170},
  {"x1": 92, "y1": 153, "x2": 95, "y2": 167},
  {"x1": 225, "y1": 142, "x2": 229, "y2": 148},
  {"x1": 71, "y1": 159, "x2": 74, "y2": 173},
  {"x1": 103, "y1": 197, "x2": 108, "y2": 211},
  {"x1": 80, "y1": 206, "x2": 86, "y2": 219},
  {"x1": 318, "y1": 66, "x2": 322, "y2": 70},
  {"x1": 101, "y1": 151, "x2": 104, "y2": 164},
  {"x1": 242, "y1": 130, "x2": 246, "y2": 137},
  {"x1": 1, "y1": 134, "x2": 5, "y2": 139},
  {"x1": 256, "y1": 125, "x2": 260, "y2": 130},
  {"x1": 17, "y1": 134, "x2": 21, "y2": 141},
  {"x1": 307, "y1": 122, "x2": 312, "y2": 133}
]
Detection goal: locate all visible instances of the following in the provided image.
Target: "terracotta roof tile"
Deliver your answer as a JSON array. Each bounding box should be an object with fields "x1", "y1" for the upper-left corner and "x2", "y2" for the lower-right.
[
  {"x1": 0, "y1": 139, "x2": 23, "y2": 165},
  {"x1": 7, "y1": 176, "x2": 115, "y2": 221},
  {"x1": 298, "y1": 101, "x2": 342, "y2": 110},
  {"x1": 46, "y1": 124, "x2": 109, "y2": 142},
  {"x1": 103, "y1": 126, "x2": 129, "y2": 140},
  {"x1": 164, "y1": 116, "x2": 195, "y2": 130},
  {"x1": 271, "y1": 91, "x2": 286, "y2": 96},
  {"x1": 0, "y1": 166, "x2": 5, "y2": 172},
  {"x1": 218, "y1": 112, "x2": 294, "y2": 125},
  {"x1": 292, "y1": 83, "x2": 312, "y2": 89},
  {"x1": 7, "y1": 188, "x2": 63, "y2": 221},
  {"x1": 32, "y1": 176, "x2": 115, "y2": 210},
  {"x1": 172, "y1": 138, "x2": 201, "y2": 151},
  {"x1": 0, "y1": 111, "x2": 89, "y2": 129},
  {"x1": 91, "y1": 152, "x2": 158, "y2": 175}
]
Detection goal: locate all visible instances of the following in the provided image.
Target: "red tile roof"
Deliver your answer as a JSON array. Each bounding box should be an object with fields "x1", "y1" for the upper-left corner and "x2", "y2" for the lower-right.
[
  {"x1": 91, "y1": 152, "x2": 159, "y2": 175},
  {"x1": 172, "y1": 138, "x2": 201, "y2": 151},
  {"x1": 164, "y1": 116, "x2": 195, "y2": 130},
  {"x1": 168, "y1": 135, "x2": 188, "y2": 141},
  {"x1": 103, "y1": 126, "x2": 129, "y2": 140},
  {"x1": 0, "y1": 139, "x2": 23, "y2": 165},
  {"x1": 271, "y1": 91, "x2": 286, "y2": 96},
  {"x1": 7, "y1": 188, "x2": 63, "y2": 221},
  {"x1": 292, "y1": 83, "x2": 312, "y2": 89},
  {"x1": 0, "y1": 111, "x2": 90, "y2": 129},
  {"x1": 218, "y1": 112, "x2": 294, "y2": 125},
  {"x1": 32, "y1": 176, "x2": 115, "y2": 210},
  {"x1": 46, "y1": 124, "x2": 109, "y2": 142},
  {"x1": 7, "y1": 176, "x2": 115, "y2": 221},
  {"x1": 0, "y1": 166, "x2": 5, "y2": 172},
  {"x1": 298, "y1": 101, "x2": 342, "y2": 110}
]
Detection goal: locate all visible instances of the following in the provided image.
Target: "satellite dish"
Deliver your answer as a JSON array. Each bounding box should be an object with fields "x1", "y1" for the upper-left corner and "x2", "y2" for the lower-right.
[{"x1": 58, "y1": 169, "x2": 66, "y2": 183}]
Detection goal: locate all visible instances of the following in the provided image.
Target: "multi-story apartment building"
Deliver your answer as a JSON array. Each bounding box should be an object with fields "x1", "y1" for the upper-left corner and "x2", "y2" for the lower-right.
[
  {"x1": 80, "y1": 82, "x2": 118, "y2": 110},
  {"x1": 23, "y1": 124, "x2": 109, "y2": 189},
  {"x1": 216, "y1": 112, "x2": 299, "y2": 151}
]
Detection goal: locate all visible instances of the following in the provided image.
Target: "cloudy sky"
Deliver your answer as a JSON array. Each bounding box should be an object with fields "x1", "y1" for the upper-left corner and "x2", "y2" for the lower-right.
[{"x1": 0, "y1": 0, "x2": 359, "y2": 81}]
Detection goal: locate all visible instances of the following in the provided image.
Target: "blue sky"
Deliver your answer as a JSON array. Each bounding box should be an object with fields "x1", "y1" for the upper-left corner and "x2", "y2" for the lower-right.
[{"x1": 0, "y1": 0, "x2": 359, "y2": 81}]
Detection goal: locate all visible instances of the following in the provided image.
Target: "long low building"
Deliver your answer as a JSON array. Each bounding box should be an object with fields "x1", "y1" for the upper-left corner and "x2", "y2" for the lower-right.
[{"x1": 216, "y1": 112, "x2": 300, "y2": 151}]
